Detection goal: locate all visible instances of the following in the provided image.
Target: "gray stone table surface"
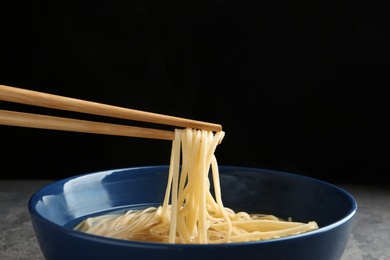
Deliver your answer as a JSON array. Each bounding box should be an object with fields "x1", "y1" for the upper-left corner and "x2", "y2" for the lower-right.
[{"x1": 0, "y1": 180, "x2": 389, "y2": 260}]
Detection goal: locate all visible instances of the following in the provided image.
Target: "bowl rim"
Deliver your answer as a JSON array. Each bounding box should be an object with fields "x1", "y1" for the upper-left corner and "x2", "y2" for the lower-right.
[{"x1": 28, "y1": 165, "x2": 358, "y2": 248}]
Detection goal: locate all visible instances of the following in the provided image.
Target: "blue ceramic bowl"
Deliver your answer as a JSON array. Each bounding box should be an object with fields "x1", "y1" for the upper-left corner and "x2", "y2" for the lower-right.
[{"x1": 29, "y1": 166, "x2": 357, "y2": 260}]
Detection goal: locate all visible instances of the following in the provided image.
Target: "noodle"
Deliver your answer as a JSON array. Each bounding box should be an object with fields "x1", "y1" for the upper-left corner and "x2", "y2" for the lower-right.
[{"x1": 74, "y1": 128, "x2": 318, "y2": 244}]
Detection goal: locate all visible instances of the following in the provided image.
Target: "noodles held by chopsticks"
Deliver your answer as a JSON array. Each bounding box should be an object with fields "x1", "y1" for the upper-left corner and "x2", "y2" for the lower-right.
[{"x1": 74, "y1": 128, "x2": 318, "y2": 243}]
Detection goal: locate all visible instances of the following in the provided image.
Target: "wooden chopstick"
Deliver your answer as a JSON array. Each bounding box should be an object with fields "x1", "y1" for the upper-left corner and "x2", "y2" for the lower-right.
[
  {"x1": 0, "y1": 110, "x2": 175, "y2": 140},
  {"x1": 0, "y1": 84, "x2": 222, "y2": 140}
]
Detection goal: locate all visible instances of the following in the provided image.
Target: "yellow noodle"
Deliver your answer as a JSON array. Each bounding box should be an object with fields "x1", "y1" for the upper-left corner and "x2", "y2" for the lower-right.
[{"x1": 74, "y1": 128, "x2": 318, "y2": 243}]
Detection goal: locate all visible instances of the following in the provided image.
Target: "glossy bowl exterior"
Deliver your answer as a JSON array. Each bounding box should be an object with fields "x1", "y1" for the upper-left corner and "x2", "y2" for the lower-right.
[{"x1": 29, "y1": 166, "x2": 357, "y2": 260}]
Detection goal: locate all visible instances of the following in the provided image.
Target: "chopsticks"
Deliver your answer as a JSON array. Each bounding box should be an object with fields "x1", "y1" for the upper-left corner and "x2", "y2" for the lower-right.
[{"x1": 0, "y1": 84, "x2": 222, "y2": 140}]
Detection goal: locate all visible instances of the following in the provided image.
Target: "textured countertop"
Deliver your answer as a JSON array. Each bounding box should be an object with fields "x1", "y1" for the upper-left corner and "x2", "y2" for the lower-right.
[{"x1": 1, "y1": 180, "x2": 389, "y2": 260}]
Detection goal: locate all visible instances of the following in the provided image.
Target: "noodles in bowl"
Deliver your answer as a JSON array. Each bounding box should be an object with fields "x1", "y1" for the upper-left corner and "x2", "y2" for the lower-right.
[
  {"x1": 28, "y1": 129, "x2": 357, "y2": 260},
  {"x1": 74, "y1": 128, "x2": 318, "y2": 243}
]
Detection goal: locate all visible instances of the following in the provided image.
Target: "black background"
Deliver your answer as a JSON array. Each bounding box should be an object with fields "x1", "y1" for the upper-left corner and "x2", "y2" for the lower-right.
[{"x1": 0, "y1": 1, "x2": 388, "y2": 184}]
